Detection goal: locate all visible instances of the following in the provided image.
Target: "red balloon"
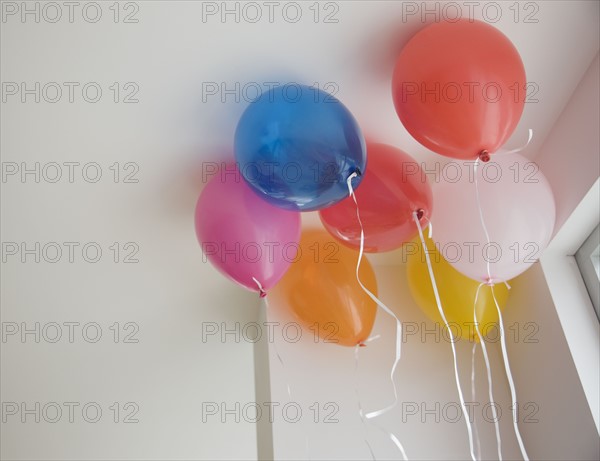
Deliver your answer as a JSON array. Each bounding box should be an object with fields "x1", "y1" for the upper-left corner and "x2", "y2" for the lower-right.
[
  {"x1": 392, "y1": 19, "x2": 526, "y2": 160},
  {"x1": 319, "y1": 143, "x2": 432, "y2": 253}
]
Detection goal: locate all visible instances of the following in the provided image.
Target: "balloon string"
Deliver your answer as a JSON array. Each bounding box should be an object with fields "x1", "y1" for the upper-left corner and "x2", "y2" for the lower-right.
[
  {"x1": 354, "y1": 346, "x2": 376, "y2": 461},
  {"x1": 346, "y1": 173, "x2": 408, "y2": 461},
  {"x1": 471, "y1": 342, "x2": 482, "y2": 461},
  {"x1": 254, "y1": 278, "x2": 311, "y2": 461},
  {"x1": 251, "y1": 276, "x2": 267, "y2": 298},
  {"x1": 474, "y1": 283, "x2": 503, "y2": 461},
  {"x1": 420, "y1": 214, "x2": 433, "y2": 239},
  {"x1": 473, "y1": 160, "x2": 494, "y2": 284},
  {"x1": 472, "y1": 157, "x2": 529, "y2": 461},
  {"x1": 355, "y1": 345, "x2": 410, "y2": 461},
  {"x1": 474, "y1": 129, "x2": 533, "y2": 279},
  {"x1": 492, "y1": 284, "x2": 529, "y2": 461},
  {"x1": 365, "y1": 334, "x2": 381, "y2": 343},
  {"x1": 413, "y1": 211, "x2": 477, "y2": 461},
  {"x1": 498, "y1": 129, "x2": 533, "y2": 155}
]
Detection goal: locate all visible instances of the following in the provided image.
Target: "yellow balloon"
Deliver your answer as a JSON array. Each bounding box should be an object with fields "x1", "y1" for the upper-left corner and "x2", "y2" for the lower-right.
[{"x1": 405, "y1": 235, "x2": 509, "y2": 342}]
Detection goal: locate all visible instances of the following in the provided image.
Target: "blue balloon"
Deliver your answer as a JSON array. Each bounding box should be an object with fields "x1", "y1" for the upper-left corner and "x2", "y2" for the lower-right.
[{"x1": 234, "y1": 84, "x2": 366, "y2": 212}]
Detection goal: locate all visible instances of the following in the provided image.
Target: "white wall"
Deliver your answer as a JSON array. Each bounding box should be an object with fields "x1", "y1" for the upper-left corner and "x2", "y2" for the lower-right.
[
  {"x1": 264, "y1": 260, "x2": 598, "y2": 461},
  {"x1": 503, "y1": 265, "x2": 599, "y2": 461},
  {"x1": 534, "y1": 54, "x2": 600, "y2": 231},
  {"x1": 533, "y1": 52, "x2": 600, "y2": 434}
]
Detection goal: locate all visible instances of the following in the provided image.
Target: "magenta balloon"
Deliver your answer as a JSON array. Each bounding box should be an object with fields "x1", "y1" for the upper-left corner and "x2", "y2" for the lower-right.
[
  {"x1": 195, "y1": 167, "x2": 301, "y2": 293},
  {"x1": 431, "y1": 152, "x2": 555, "y2": 283}
]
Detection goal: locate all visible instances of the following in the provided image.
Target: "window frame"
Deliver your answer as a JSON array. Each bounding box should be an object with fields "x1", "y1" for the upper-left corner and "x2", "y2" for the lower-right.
[
  {"x1": 575, "y1": 224, "x2": 600, "y2": 320},
  {"x1": 540, "y1": 178, "x2": 600, "y2": 433}
]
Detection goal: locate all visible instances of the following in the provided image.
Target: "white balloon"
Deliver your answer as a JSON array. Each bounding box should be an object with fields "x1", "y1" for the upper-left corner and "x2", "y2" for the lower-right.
[{"x1": 431, "y1": 152, "x2": 555, "y2": 283}]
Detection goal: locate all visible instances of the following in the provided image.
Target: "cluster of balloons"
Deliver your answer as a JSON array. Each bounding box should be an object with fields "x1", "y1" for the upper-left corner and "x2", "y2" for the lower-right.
[
  {"x1": 395, "y1": 20, "x2": 554, "y2": 332},
  {"x1": 195, "y1": 19, "x2": 555, "y2": 346}
]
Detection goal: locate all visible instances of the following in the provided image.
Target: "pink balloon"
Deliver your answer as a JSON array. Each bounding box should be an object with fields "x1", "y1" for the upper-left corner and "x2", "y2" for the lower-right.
[
  {"x1": 195, "y1": 166, "x2": 301, "y2": 293},
  {"x1": 431, "y1": 152, "x2": 555, "y2": 283}
]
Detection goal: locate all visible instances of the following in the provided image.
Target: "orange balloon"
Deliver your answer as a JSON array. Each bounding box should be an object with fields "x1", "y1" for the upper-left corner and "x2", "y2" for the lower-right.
[
  {"x1": 392, "y1": 19, "x2": 526, "y2": 160},
  {"x1": 271, "y1": 229, "x2": 377, "y2": 347}
]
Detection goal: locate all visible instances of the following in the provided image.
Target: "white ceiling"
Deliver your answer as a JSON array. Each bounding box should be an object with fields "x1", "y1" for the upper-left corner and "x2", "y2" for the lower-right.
[
  {"x1": 180, "y1": 0, "x2": 600, "y2": 266},
  {"x1": 3, "y1": 0, "x2": 599, "y2": 286},
  {"x1": 2, "y1": 1, "x2": 598, "y2": 297}
]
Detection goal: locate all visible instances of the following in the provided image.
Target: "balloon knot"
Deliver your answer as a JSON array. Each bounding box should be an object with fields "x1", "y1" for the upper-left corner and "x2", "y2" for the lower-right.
[
  {"x1": 478, "y1": 150, "x2": 490, "y2": 163},
  {"x1": 359, "y1": 342, "x2": 367, "y2": 348},
  {"x1": 415, "y1": 208, "x2": 425, "y2": 220},
  {"x1": 259, "y1": 289, "x2": 267, "y2": 298},
  {"x1": 484, "y1": 277, "x2": 494, "y2": 287},
  {"x1": 352, "y1": 167, "x2": 362, "y2": 177}
]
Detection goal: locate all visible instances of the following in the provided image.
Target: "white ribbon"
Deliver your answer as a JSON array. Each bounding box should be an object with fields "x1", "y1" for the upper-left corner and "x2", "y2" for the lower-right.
[
  {"x1": 492, "y1": 284, "x2": 529, "y2": 461},
  {"x1": 413, "y1": 211, "x2": 477, "y2": 461},
  {"x1": 471, "y1": 342, "x2": 482, "y2": 461},
  {"x1": 474, "y1": 283, "x2": 503, "y2": 461},
  {"x1": 472, "y1": 151, "x2": 530, "y2": 461},
  {"x1": 354, "y1": 345, "x2": 377, "y2": 461},
  {"x1": 496, "y1": 129, "x2": 533, "y2": 155},
  {"x1": 346, "y1": 172, "x2": 408, "y2": 461}
]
